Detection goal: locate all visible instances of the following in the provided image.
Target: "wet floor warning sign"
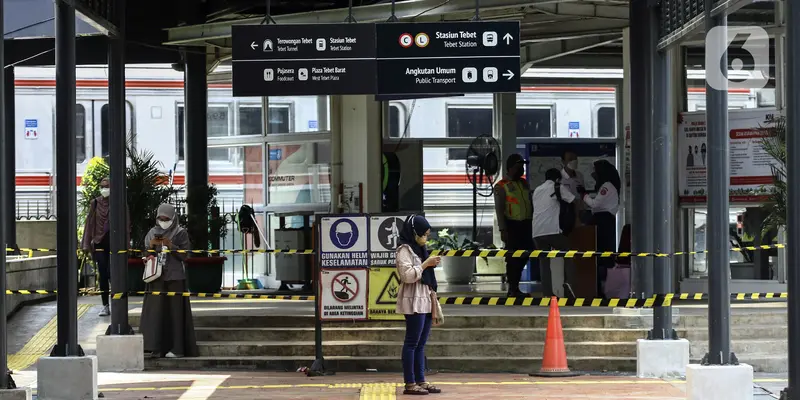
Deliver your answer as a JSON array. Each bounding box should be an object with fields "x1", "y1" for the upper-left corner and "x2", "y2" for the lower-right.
[
  {"x1": 320, "y1": 268, "x2": 368, "y2": 321},
  {"x1": 368, "y1": 267, "x2": 403, "y2": 320}
]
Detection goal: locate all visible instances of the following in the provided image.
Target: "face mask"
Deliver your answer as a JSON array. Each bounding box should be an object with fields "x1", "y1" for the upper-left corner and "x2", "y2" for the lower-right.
[
  {"x1": 415, "y1": 234, "x2": 428, "y2": 246},
  {"x1": 566, "y1": 160, "x2": 578, "y2": 170},
  {"x1": 100, "y1": 188, "x2": 110, "y2": 197},
  {"x1": 158, "y1": 220, "x2": 172, "y2": 230}
]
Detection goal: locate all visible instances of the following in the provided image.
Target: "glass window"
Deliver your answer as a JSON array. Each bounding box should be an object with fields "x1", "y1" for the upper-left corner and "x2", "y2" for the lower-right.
[
  {"x1": 447, "y1": 107, "x2": 492, "y2": 160},
  {"x1": 596, "y1": 107, "x2": 616, "y2": 138},
  {"x1": 177, "y1": 105, "x2": 230, "y2": 161},
  {"x1": 389, "y1": 105, "x2": 401, "y2": 138},
  {"x1": 76, "y1": 104, "x2": 86, "y2": 163},
  {"x1": 268, "y1": 105, "x2": 291, "y2": 134},
  {"x1": 239, "y1": 106, "x2": 262, "y2": 136},
  {"x1": 268, "y1": 141, "x2": 331, "y2": 205},
  {"x1": 518, "y1": 108, "x2": 552, "y2": 138},
  {"x1": 100, "y1": 102, "x2": 135, "y2": 157}
]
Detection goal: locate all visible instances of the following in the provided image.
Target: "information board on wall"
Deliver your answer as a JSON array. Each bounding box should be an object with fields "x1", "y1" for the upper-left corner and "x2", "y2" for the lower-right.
[
  {"x1": 369, "y1": 214, "x2": 409, "y2": 267},
  {"x1": 526, "y1": 142, "x2": 617, "y2": 190},
  {"x1": 319, "y1": 215, "x2": 371, "y2": 268},
  {"x1": 320, "y1": 268, "x2": 368, "y2": 321},
  {"x1": 368, "y1": 267, "x2": 403, "y2": 320},
  {"x1": 678, "y1": 108, "x2": 781, "y2": 203}
]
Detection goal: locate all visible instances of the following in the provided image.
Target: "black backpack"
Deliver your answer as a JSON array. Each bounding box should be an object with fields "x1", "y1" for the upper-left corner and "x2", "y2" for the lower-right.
[
  {"x1": 553, "y1": 183, "x2": 576, "y2": 236},
  {"x1": 238, "y1": 205, "x2": 261, "y2": 248}
]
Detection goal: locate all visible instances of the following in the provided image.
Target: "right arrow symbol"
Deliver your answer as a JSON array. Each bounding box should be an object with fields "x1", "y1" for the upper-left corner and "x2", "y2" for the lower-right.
[
  {"x1": 503, "y1": 70, "x2": 515, "y2": 80},
  {"x1": 503, "y1": 33, "x2": 513, "y2": 44}
]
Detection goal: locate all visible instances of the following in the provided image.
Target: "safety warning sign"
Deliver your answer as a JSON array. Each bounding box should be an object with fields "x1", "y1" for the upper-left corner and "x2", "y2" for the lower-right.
[
  {"x1": 369, "y1": 214, "x2": 408, "y2": 266},
  {"x1": 320, "y1": 215, "x2": 370, "y2": 268},
  {"x1": 320, "y1": 268, "x2": 368, "y2": 321},
  {"x1": 368, "y1": 267, "x2": 403, "y2": 320}
]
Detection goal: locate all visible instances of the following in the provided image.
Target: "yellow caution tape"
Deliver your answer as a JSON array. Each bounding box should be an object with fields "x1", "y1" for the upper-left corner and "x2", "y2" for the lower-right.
[
  {"x1": 438, "y1": 292, "x2": 788, "y2": 307},
  {"x1": 5, "y1": 248, "x2": 315, "y2": 255},
  {"x1": 3, "y1": 289, "x2": 313, "y2": 301},
  {"x1": 430, "y1": 243, "x2": 786, "y2": 258}
]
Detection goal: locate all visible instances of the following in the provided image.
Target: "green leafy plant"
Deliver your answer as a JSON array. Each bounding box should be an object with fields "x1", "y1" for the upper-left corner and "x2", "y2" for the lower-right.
[
  {"x1": 77, "y1": 157, "x2": 110, "y2": 242},
  {"x1": 427, "y1": 228, "x2": 484, "y2": 251},
  {"x1": 760, "y1": 115, "x2": 786, "y2": 234},
  {"x1": 177, "y1": 184, "x2": 229, "y2": 252},
  {"x1": 126, "y1": 142, "x2": 179, "y2": 251}
]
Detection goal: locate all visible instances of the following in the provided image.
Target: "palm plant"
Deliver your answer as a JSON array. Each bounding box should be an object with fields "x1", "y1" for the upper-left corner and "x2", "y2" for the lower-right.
[
  {"x1": 760, "y1": 115, "x2": 787, "y2": 234},
  {"x1": 126, "y1": 142, "x2": 179, "y2": 250}
]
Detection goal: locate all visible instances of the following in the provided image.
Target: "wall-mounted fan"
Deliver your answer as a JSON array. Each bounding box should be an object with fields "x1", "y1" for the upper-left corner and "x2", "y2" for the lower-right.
[{"x1": 465, "y1": 134, "x2": 501, "y2": 242}]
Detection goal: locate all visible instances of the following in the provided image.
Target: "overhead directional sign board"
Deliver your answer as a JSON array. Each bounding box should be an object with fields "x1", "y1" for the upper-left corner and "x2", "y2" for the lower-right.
[
  {"x1": 375, "y1": 22, "x2": 521, "y2": 95},
  {"x1": 231, "y1": 24, "x2": 377, "y2": 97}
]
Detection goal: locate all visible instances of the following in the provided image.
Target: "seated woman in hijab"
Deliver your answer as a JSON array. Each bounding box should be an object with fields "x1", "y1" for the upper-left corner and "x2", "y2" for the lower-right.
[
  {"x1": 139, "y1": 204, "x2": 198, "y2": 358},
  {"x1": 395, "y1": 214, "x2": 442, "y2": 395}
]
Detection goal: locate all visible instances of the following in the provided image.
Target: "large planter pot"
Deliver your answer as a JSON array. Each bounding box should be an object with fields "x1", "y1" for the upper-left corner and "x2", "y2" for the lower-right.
[
  {"x1": 127, "y1": 258, "x2": 146, "y2": 293},
  {"x1": 442, "y1": 257, "x2": 475, "y2": 285},
  {"x1": 185, "y1": 256, "x2": 227, "y2": 293}
]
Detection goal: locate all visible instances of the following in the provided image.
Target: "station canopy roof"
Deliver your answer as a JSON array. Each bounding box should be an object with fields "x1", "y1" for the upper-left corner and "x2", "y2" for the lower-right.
[{"x1": 164, "y1": 0, "x2": 778, "y2": 76}]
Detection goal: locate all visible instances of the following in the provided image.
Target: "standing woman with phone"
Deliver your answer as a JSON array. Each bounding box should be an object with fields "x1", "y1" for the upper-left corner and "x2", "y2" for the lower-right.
[{"x1": 396, "y1": 215, "x2": 442, "y2": 395}]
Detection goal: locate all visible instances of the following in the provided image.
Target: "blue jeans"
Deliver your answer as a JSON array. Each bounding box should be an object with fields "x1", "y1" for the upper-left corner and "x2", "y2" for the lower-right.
[{"x1": 402, "y1": 313, "x2": 432, "y2": 384}]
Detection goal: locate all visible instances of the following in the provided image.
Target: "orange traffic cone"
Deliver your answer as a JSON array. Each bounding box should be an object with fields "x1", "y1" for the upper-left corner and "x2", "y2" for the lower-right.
[{"x1": 529, "y1": 296, "x2": 580, "y2": 377}]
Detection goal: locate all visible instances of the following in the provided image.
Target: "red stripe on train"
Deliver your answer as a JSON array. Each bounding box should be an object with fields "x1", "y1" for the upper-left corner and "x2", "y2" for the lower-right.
[{"x1": 17, "y1": 174, "x2": 470, "y2": 186}]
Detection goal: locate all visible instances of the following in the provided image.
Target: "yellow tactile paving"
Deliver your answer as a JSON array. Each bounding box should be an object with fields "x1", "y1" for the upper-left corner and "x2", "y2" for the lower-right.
[
  {"x1": 359, "y1": 383, "x2": 397, "y2": 400},
  {"x1": 8, "y1": 304, "x2": 92, "y2": 371}
]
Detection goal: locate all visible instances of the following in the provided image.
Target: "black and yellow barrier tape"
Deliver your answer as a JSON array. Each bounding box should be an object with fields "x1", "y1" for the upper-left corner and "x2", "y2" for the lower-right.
[
  {"x1": 438, "y1": 292, "x2": 789, "y2": 307},
  {"x1": 5, "y1": 248, "x2": 315, "y2": 255},
  {"x1": 7, "y1": 243, "x2": 785, "y2": 258},
  {"x1": 5, "y1": 289, "x2": 314, "y2": 301},
  {"x1": 5, "y1": 289, "x2": 788, "y2": 307},
  {"x1": 430, "y1": 243, "x2": 786, "y2": 258}
]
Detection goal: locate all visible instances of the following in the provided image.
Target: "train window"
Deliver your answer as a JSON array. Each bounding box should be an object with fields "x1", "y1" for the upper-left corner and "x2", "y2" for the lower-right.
[
  {"x1": 518, "y1": 108, "x2": 552, "y2": 138},
  {"x1": 268, "y1": 105, "x2": 291, "y2": 134},
  {"x1": 176, "y1": 106, "x2": 229, "y2": 161},
  {"x1": 239, "y1": 106, "x2": 262, "y2": 135},
  {"x1": 76, "y1": 104, "x2": 86, "y2": 163},
  {"x1": 447, "y1": 107, "x2": 492, "y2": 160},
  {"x1": 389, "y1": 105, "x2": 401, "y2": 138},
  {"x1": 100, "y1": 102, "x2": 134, "y2": 157},
  {"x1": 596, "y1": 107, "x2": 616, "y2": 138}
]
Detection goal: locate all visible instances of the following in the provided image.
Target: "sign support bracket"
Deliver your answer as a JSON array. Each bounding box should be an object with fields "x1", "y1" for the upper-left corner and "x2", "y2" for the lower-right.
[
  {"x1": 260, "y1": 0, "x2": 277, "y2": 25},
  {"x1": 387, "y1": 0, "x2": 399, "y2": 22},
  {"x1": 470, "y1": 0, "x2": 482, "y2": 21},
  {"x1": 345, "y1": 0, "x2": 358, "y2": 23}
]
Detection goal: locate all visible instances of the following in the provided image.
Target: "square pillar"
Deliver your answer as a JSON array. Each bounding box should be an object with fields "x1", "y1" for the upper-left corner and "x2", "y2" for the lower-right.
[
  {"x1": 184, "y1": 51, "x2": 209, "y2": 247},
  {"x1": 492, "y1": 93, "x2": 517, "y2": 249},
  {"x1": 338, "y1": 95, "x2": 382, "y2": 213},
  {"x1": 37, "y1": 356, "x2": 98, "y2": 400}
]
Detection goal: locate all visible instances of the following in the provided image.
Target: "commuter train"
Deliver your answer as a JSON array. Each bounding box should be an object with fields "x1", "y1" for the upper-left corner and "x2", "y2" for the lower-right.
[{"x1": 12, "y1": 65, "x2": 766, "y2": 241}]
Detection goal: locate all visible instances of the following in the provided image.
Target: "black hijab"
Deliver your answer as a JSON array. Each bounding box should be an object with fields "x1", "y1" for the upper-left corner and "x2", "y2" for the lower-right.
[
  {"x1": 397, "y1": 214, "x2": 437, "y2": 292},
  {"x1": 593, "y1": 159, "x2": 621, "y2": 194}
]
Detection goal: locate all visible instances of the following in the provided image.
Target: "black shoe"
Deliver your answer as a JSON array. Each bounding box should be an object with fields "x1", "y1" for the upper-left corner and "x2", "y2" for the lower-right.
[
  {"x1": 506, "y1": 289, "x2": 527, "y2": 298},
  {"x1": 563, "y1": 283, "x2": 577, "y2": 300}
]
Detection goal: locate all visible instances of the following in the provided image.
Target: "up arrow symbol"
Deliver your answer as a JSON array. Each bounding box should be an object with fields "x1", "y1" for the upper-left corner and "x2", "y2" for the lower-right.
[{"x1": 503, "y1": 33, "x2": 513, "y2": 45}]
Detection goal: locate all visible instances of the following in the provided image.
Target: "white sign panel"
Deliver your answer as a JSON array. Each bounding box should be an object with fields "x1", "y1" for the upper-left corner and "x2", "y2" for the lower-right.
[
  {"x1": 320, "y1": 268, "x2": 368, "y2": 320},
  {"x1": 320, "y1": 215, "x2": 370, "y2": 267},
  {"x1": 678, "y1": 108, "x2": 781, "y2": 203},
  {"x1": 24, "y1": 119, "x2": 38, "y2": 140},
  {"x1": 369, "y1": 215, "x2": 407, "y2": 267}
]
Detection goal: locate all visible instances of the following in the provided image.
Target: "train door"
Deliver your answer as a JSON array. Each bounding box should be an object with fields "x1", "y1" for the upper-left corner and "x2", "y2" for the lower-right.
[{"x1": 74, "y1": 99, "x2": 134, "y2": 177}]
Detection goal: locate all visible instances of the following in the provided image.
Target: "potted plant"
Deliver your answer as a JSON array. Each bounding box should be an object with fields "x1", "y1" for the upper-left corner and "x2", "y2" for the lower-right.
[
  {"x1": 179, "y1": 184, "x2": 229, "y2": 293},
  {"x1": 126, "y1": 143, "x2": 179, "y2": 292},
  {"x1": 760, "y1": 115, "x2": 786, "y2": 235},
  {"x1": 427, "y1": 229, "x2": 477, "y2": 285}
]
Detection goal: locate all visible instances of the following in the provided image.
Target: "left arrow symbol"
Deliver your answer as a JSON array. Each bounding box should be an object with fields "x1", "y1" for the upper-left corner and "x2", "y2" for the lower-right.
[
  {"x1": 251, "y1": 41, "x2": 258, "y2": 50},
  {"x1": 503, "y1": 70, "x2": 515, "y2": 80}
]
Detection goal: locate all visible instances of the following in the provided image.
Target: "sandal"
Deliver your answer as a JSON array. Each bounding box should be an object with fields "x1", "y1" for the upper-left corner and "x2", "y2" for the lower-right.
[
  {"x1": 417, "y1": 382, "x2": 441, "y2": 394},
  {"x1": 403, "y1": 384, "x2": 429, "y2": 395}
]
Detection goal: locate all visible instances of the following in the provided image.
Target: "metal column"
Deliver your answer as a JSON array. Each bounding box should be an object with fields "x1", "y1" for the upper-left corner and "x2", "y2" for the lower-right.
[
  {"x1": 107, "y1": 0, "x2": 131, "y2": 335},
  {"x1": 184, "y1": 51, "x2": 209, "y2": 249},
  {"x1": 629, "y1": 0, "x2": 654, "y2": 298},
  {"x1": 1, "y1": 66, "x2": 15, "y2": 253},
  {"x1": 53, "y1": 0, "x2": 81, "y2": 357},
  {"x1": 703, "y1": 0, "x2": 733, "y2": 365},
  {"x1": 650, "y1": 36, "x2": 675, "y2": 339},
  {"x1": 0, "y1": 0, "x2": 7, "y2": 388},
  {"x1": 782, "y1": 0, "x2": 800, "y2": 393}
]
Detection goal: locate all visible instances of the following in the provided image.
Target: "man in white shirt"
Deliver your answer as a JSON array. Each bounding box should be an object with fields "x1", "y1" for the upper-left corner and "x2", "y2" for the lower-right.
[
  {"x1": 560, "y1": 150, "x2": 586, "y2": 199},
  {"x1": 532, "y1": 168, "x2": 578, "y2": 299}
]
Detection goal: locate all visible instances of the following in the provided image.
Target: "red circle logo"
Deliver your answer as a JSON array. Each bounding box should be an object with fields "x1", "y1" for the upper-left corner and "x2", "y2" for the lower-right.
[{"x1": 399, "y1": 33, "x2": 413, "y2": 48}]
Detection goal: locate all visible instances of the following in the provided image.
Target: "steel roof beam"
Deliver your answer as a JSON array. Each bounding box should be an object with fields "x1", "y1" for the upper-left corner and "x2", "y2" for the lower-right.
[
  {"x1": 521, "y1": 19, "x2": 629, "y2": 39},
  {"x1": 520, "y1": 35, "x2": 622, "y2": 72},
  {"x1": 657, "y1": 0, "x2": 763, "y2": 50},
  {"x1": 165, "y1": 0, "x2": 546, "y2": 46},
  {"x1": 525, "y1": 3, "x2": 629, "y2": 20}
]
